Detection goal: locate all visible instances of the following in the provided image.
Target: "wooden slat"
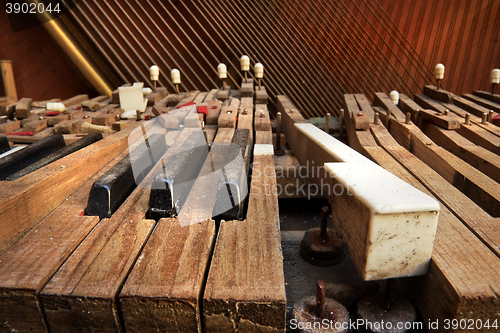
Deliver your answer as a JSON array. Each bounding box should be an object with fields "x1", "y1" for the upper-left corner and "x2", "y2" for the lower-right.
[
  {"x1": 0, "y1": 147, "x2": 130, "y2": 331},
  {"x1": 41, "y1": 128, "x2": 196, "y2": 331},
  {"x1": 14, "y1": 98, "x2": 33, "y2": 119},
  {"x1": 398, "y1": 93, "x2": 422, "y2": 123},
  {"x1": 255, "y1": 86, "x2": 268, "y2": 104},
  {"x1": 217, "y1": 105, "x2": 238, "y2": 128},
  {"x1": 423, "y1": 85, "x2": 453, "y2": 103},
  {"x1": 463, "y1": 93, "x2": 500, "y2": 113},
  {"x1": 372, "y1": 92, "x2": 406, "y2": 121},
  {"x1": 205, "y1": 99, "x2": 222, "y2": 125},
  {"x1": 420, "y1": 122, "x2": 500, "y2": 183},
  {"x1": 343, "y1": 94, "x2": 370, "y2": 130},
  {"x1": 0, "y1": 121, "x2": 144, "y2": 253},
  {"x1": 453, "y1": 95, "x2": 498, "y2": 119},
  {"x1": 456, "y1": 122, "x2": 500, "y2": 155},
  {"x1": 390, "y1": 119, "x2": 500, "y2": 217},
  {"x1": 0, "y1": 60, "x2": 17, "y2": 102},
  {"x1": 0, "y1": 120, "x2": 21, "y2": 133},
  {"x1": 120, "y1": 218, "x2": 215, "y2": 332},
  {"x1": 473, "y1": 90, "x2": 500, "y2": 105},
  {"x1": 417, "y1": 109, "x2": 461, "y2": 129},
  {"x1": 254, "y1": 104, "x2": 272, "y2": 132},
  {"x1": 145, "y1": 87, "x2": 168, "y2": 106},
  {"x1": 203, "y1": 144, "x2": 286, "y2": 332},
  {"x1": 192, "y1": 91, "x2": 207, "y2": 104}
]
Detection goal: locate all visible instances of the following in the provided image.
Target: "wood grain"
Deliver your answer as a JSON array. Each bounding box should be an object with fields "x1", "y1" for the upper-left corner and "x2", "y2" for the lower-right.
[
  {"x1": 218, "y1": 105, "x2": 238, "y2": 128},
  {"x1": 254, "y1": 104, "x2": 272, "y2": 132},
  {"x1": 423, "y1": 85, "x2": 453, "y2": 103},
  {"x1": 420, "y1": 121, "x2": 500, "y2": 183},
  {"x1": 344, "y1": 94, "x2": 370, "y2": 130},
  {"x1": 204, "y1": 147, "x2": 286, "y2": 332},
  {"x1": 0, "y1": 121, "x2": 144, "y2": 253},
  {"x1": 417, "y1": 109, "x2": 461, "y2": 129},
  {"x1": 373, "y1": 92, "x2": 406, "y2": 121},
  {"x1": 14, "y1": 97, "x2": 33, "y2": 119},
  {"x1": 120, "y1": 218, "x2": 215, "y2": 333}
]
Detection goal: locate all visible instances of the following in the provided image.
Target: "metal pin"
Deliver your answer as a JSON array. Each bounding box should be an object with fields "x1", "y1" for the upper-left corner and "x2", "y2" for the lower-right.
[
  {"x1": 482, "y1": 113, "x2": 488, "y2": 124},
  {"x1": 316, "y1": 280, "x2": 326, "y2": 318},
  {"x1": 384, "y1": 279, "x2": 396, "y2": 311},
  {"x1": 290, "y1": 108, "x2": 294, "y2": 113},
  {"x1": 276, "y1": 112, "x2": 282, "y2": 152},
  {"x1": 444, "y1": 110, "x2": 449, "y2": 116},
  {"x1": 324, "y1": 113, "x2": 330, "y2": 133},
  {"x1": 116, "y1": 114, "x2": 120, "y2": 121},
  {"x1": 136, "y1": 110, "x2": 141, "y2": 121},
  {"x1": 405, "y1": 112, "x2": 411, "y2": 124},
  {"x1": 320, "y1": 206, "x2": 329, "y2": 240},
  {"x1": 243, "y1": 109, "x2": 248, "y2": 115},
  {"x1": 488, "y1": 111, "x2": 494, "y2": 123},
  {"x1": 374, "y1": 112, "x2": 380, "y2": 125},
  {"x1": 339, "y1": 109, "x2": 344, "y2": 140},
  {"x1": 259, "y1": 109, "x2": 264, "y2": 118},
  {"x1": 465, "y1": 113, "x2": 471, "y2": 125}
]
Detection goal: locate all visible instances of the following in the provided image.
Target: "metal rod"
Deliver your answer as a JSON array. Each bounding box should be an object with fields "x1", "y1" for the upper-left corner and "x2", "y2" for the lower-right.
[{"x1": 325, "y1": 113, "x2": 330, "y2": 133}]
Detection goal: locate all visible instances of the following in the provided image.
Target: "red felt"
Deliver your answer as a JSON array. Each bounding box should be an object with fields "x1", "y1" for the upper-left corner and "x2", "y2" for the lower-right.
[
  {"x1": 75, "y1": 106, "x2": 82, "y2": 110},
  {"x1": 7, "y1": 131, "x2": 34, "y2": 136},
  {"x1": 45, "y1": 111, "x2": 61, "y2": 116},
  {"x1": 177, "y1": 102, "x2": 196, "y2": 108},
  {"x1": 493, "y1": 114, "x2": 500, "y2": 119},
  {"x1": 197, "y1": 106, "x2": 208, "y2": 115}
]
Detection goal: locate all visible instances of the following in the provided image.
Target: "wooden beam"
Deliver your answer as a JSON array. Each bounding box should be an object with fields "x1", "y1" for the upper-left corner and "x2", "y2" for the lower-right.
[
  {"x1": 417, "y1": 109, "x2": 461, "y2": 129},
  {"x1": 423, "y1": 85, "x2": 453, "y2": 103},
  {"x1": 204, "y1": 144, "x2": 286, "y2": 332},
  {"x1": 463, "y1": 93, "x2": 500, "y2": 113},
  {"x1": 0, "y1": 148, "x2": 130, "y2": 331},
  {"x1": 420, "y1": 121, "x2": 500, "y2": 183},
  {"x1": 390, "y1": 119, "x2": 500, "y2": 217},
  {"x1": 398, "y1": 93, "x2": 422, "y2": 123},
  {"x1": 15, "y1": 98, "x2": 33, "y2": 119},
  {"x1": 120, "y1": 218, "x2": 215, "y2": 332},
  {"x1": 456, "y1": 122, "x2": 500, "y2": 155},
  {"x1": 343, "y1": 94, "x2": 370, "y2": 130},
  {"x1": 205, "y1": 99, "x2": 222, "y2": 125},
  {"x1": 473, "y1": 90, "x2": 500, "y2": 104},
  {"x1": 218, "y1": 105, "x2": 238, "y2": 128},
  {"x1": 453, "y1": 95, "x2": 498, "y2": 119},
  {"x1": 0, "y1": 121, "x2": 144, "y2": 253},
  {"x1": 145, "y1": 87, "x2": 168, "y2": 106},
  {"x1": 372, "y1": 92, "x2": 406, "y2": 121},
  {"x1": 60, "y1": 94, "x2": 89, "y2": 108},
  {"x1": 1, "y1": 60, "x2": 17, "y2": 102}
]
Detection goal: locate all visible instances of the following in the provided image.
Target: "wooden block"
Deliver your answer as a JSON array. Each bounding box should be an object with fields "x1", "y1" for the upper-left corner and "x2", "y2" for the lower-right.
[
  {"x1": 54, "y1": 118, "x2": 92, "y2": 134},
  {"x1": 218, "y1": 105, "x2": 238, "y2": 128},
  {"x1": 0, "y1": 120, "x2": 21, "y2": 133},
  {"x1": 14, "y1": 98, "x2": 33, "y2": 119},
  {"x1": 60, "y1": 94, "x2": 89, "y2": 107},
  {"x1": 0, "y1": 122, "x2": 144, "y2": 252},
  {"x1": 42, "y1": 218, "x2": 155, "y2": 332},
  {"x1": 463, "y1": 93, "x2": 500, "y2": 113},
  {"x1": 192, "y1": 91, "x2": 207, "y2": 105},
  {"x1": 255, "y1": 86, "x2": 268, "y2": 104},
  {"x1": 1, "y1": 60, "x2": 17, "y2": 102},
  {"x1": 22, "y1": 118, "x2": 48, "y2": 133},
  {"x1": 255, "y1": 130, "x2": 272, "y2": 144},
  {"x1": 229, "y1": 96, "x2": 240, "y2": 108},
  {"x1": 120, "y1": 218, "x2": 215, "y2": 332},
  {"x1": 92, "y1": 108, "x2": 124, "y2": 125},
  {"x1": 112, "y1": 120, "x2": 129, "y2": 131},
  {"x1": 398, "y1": 93, "x2": 422, "y2": 122},
  {"x1": 453, "y1": 95, "x2": 497, "y2": 119},
  {"x1": 145, "y1": 87, "x2": 168, "y2": 106},
  {"x1": 203, "y1": 89, "x2": 218, "y2": 102},
  {"x1": 81, "y1": 100, "x2": 100, "y2": 111},
  {"x1": 241, "y1": 82, "x2": 254, "y2": 97},
  {"x1": 216, "y1": 88, "x2": 230, "y2": 101},
  {"x1": 344, "y1": 94, "x2": 370, "y2": 130},
  {"x1": 456, "y1": 122, "x2": 500, "y2": 155},
  {"x1": 373, "y1": 92, "x2": 406, "y2": 121},
  {"x1": 254, "y1": 104, "x2": 271, "y2": 132},
  {"x1": 417, "y1": 109, "x2": 461, "y2": 129},
  {"x1": 204, "y1": 99, "x2": 221, "y2": 125},
  {"x1": 203, "y1": 124, "x2": 217, "y2": 144},
  {"x1": 237, "y1": 97, "x2": 254, "y2": 143},
  {"x1": 204, "y1": 145, "x2": 286, "y2": 332},
  {"x1": 420, "y1": 122, "x2": 500, "y2": 183},
  {"x1": 423, "y1": 85, "x2": 453, "y2": 103},
  {"x1": 473, "y1": 90, "x2": 500, "y2": 104}
]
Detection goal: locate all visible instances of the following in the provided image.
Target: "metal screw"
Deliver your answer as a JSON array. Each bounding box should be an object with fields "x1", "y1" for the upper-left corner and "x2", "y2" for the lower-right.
[
  {"x1": 465, "y1": 113, "x2": 471, "y2": 125},
  {"x1": 316, "y1": 280, "x2": 326, "y2": 318},
  {"x1": 374, "y1": 112, "x2": 380, "y2": 125}
]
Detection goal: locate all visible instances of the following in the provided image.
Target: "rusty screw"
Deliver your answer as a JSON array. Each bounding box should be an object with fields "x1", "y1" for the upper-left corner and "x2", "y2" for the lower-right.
[
  {"x1": 320, "y1": 206, "x2": 329, "y2": 240},
  {"x1": 316, "y1": 280, "x2": 326, "y2": 318},
  {"x1": 384, "y1": 278, "x2": 397, "y2": 311}
]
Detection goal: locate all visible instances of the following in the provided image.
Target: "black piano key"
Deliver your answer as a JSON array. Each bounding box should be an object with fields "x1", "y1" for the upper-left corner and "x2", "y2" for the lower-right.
[
  {"x1": 213, "y1": 129, "x2": 250, "y2": 220},
  {"x1": 6, "y1": 133, "x2": 103, "y2": 181},
  {"x1": 85, "y1": 134, "x2": 168, "y2": 219},
  {"x1": 147, "y1": 130, "x2": 209, "y2": 220},
  {"x1": 0, "y1": 136, "x2": 10, "y2": 154},
  {"x1": 0, "y1": 135, "x2": 66, "y2": 180}
]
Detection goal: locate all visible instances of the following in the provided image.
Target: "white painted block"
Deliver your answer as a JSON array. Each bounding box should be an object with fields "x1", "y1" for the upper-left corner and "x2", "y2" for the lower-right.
[
  {"x1": 325, "y1": 162, "x2": 440, "y2": 280},
  {"x1": 119, "y1": 82, "x2": 147, "y2": 112}
]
